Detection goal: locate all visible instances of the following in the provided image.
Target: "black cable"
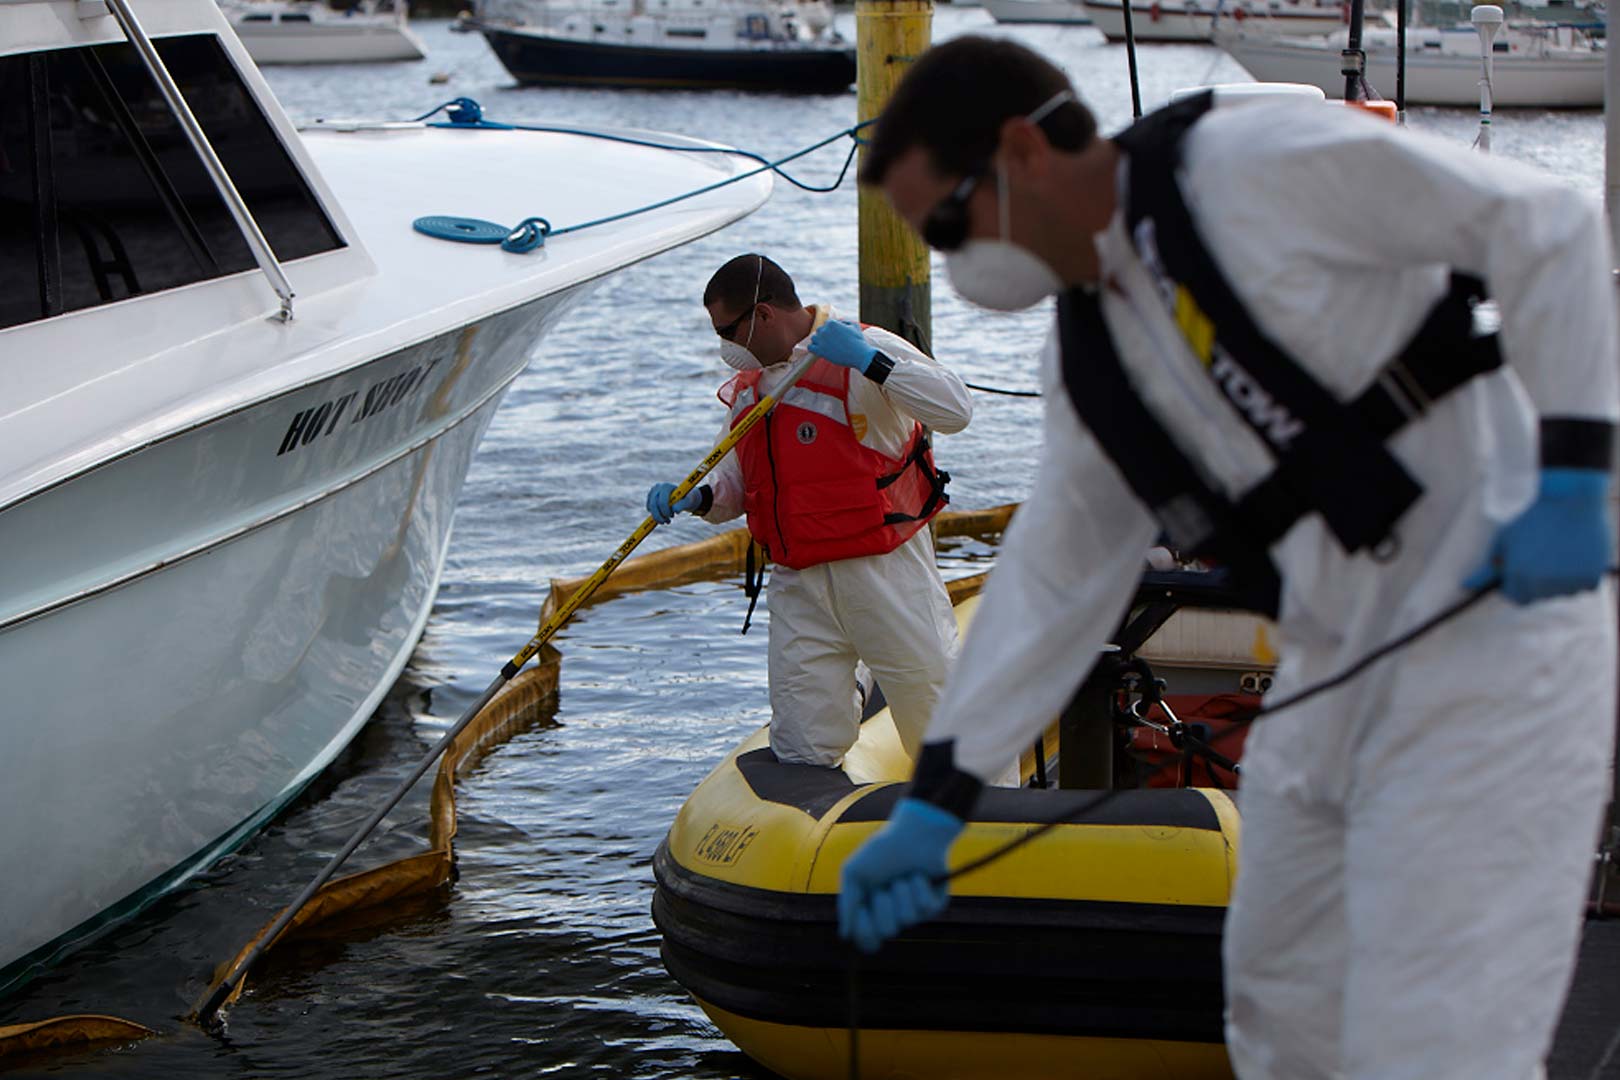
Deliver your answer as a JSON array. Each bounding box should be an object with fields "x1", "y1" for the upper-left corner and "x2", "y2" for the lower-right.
[
  {"x1": 964, "y1": 381, "x2": 1041, "y2": 398},
  {"x1": 843, "y1": 571, "x2": 1615, "y2": 1077},
  {"x1": 943, "y1": 578, "x2": 1504, "y2": 883}
]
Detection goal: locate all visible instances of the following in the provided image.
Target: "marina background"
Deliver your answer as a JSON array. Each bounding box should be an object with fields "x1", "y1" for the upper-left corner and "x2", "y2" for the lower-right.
[{"x1": 2, "y1": 11, "x2": 1610, "y2": 1076}]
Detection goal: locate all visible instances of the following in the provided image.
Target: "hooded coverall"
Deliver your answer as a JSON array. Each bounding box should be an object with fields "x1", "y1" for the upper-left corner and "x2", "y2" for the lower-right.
[
  {"x1": 704, "y1": 304, "x2": 974, "y2": 767},
  {"x1": 922, "y1": 103, "x2": 1617, "y2": 1079}
]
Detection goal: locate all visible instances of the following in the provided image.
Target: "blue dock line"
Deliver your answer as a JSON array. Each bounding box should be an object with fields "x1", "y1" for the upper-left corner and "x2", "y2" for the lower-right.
[{"x1": 410, "y1": 98, "x2": 871, "y2": 254}]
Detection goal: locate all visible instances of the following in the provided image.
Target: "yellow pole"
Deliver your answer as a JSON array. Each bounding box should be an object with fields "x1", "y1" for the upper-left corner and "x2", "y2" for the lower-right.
[{"x1": 856, "y1": 0, "x2": 933, "y2": 352}]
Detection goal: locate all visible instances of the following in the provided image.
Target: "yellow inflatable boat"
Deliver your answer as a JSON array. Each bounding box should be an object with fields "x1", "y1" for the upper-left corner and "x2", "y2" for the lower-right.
[{"x1": 654, "y1": 588, "x2": 1243, "y2": 1080}]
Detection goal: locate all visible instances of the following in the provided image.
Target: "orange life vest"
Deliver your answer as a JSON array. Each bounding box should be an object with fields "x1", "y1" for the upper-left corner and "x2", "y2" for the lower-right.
[{"x1": 718, "y1": 357, "x2": 950, "y2": 570}]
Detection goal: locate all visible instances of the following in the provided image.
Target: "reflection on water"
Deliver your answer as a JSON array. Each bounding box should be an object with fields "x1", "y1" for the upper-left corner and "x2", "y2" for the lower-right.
[{"x1": 1, "y1": 12, "x2": 1604, "y2": 1076}]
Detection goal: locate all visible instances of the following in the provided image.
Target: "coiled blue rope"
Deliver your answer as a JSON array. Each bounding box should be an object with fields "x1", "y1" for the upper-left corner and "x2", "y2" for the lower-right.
[{"x1": 409, "y1": 97, "x2": 871, "y2": 254}]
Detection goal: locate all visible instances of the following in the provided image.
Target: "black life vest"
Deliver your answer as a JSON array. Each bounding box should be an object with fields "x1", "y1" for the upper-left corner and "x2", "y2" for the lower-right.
[{"x1": 1059, "y1": 91, "x2": 1502, "y2": 616}]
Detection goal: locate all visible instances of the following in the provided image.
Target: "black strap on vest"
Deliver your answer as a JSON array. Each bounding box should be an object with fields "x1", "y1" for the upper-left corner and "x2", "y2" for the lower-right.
[
  {"x1": 1116, "y1": 91, "x2": 1427, "y2": 556},
  {"x1": 1059, "y1": 288, "x2": 1285, "y2": 615},
  {"x1": 741, "y1": 540, "x2": 765, "y2": 635},
  {"x1": 878, "y1": 432, "x2": 952, "y2": 526},
  {"x1": 1237, "y1": 274, "x2": 1502, "y2": 549},
  {"x1": 1059, "y1": 94, "x2": 1503, "y2": 614}
]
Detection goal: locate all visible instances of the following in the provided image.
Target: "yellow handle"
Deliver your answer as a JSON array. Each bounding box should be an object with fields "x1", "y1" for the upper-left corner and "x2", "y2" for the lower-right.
[{"x1": 504, "y1": 309, "x2": 833, "y2": 675}]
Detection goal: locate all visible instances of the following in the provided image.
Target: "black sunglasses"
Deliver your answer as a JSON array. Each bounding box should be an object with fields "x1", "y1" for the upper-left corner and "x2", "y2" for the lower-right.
[
  {"x1": 922, "y1": 172, "x2": 986, "y2": 253},
  {"x1": 919, "y1": 91, "x2": 1076, "y2": 252},
  {"x1": 714, "y1": 294, "x2": 771, "y2": 340}
]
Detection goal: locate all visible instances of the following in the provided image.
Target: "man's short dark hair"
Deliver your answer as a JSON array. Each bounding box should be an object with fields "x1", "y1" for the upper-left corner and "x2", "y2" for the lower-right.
[
  {"x1": 703, "y1": 253, "x2": 802, "y2": 313},
  {"x1": 860, "y1": 36, "x2": 1097, "y2": 186}
]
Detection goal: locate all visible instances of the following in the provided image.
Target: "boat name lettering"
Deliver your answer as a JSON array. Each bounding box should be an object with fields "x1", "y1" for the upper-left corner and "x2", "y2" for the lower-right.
[
  {"x1": 695, "y1": 823, "x2": 759, "y2": 865},
  {"x1": 275, "y1": 360, "x2": 441, "y2": 457}
]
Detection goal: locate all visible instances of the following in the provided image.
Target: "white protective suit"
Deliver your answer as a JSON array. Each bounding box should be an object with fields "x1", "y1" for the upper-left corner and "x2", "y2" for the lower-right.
[
  {"x1": 924, "y1": 103, "x2": 1618, "y2": 1079},
  {"x1": 704, "y1": 304, "x2": 974, "y2": 767}
]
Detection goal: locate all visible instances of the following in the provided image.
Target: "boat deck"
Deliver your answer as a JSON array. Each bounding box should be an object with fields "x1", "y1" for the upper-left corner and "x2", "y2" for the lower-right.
[{"x1": 1551, "y1": 918, "x2": 1620, "y2": 1078}]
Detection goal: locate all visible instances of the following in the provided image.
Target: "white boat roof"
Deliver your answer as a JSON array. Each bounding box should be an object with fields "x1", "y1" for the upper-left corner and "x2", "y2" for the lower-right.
[{"x1": 0, "y1": 0, "x2": 772, "y2": 511}]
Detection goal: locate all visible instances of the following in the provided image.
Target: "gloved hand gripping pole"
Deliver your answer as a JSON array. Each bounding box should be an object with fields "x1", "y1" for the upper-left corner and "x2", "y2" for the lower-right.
[{"x1": 192, "y1": 346, "x2": 826, "y2": 1028}]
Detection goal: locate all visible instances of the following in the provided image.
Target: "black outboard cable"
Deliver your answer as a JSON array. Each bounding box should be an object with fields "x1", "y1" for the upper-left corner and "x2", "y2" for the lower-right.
[
  {"x1": 945, "y1": 577, "x2": 1504, "y2": 883},
  {"x1": 964, "y1": 381, "x2": 1041, "y2": 397}
]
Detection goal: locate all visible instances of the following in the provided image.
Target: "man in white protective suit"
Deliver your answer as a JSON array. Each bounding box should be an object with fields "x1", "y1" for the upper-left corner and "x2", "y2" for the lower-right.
[
  {"x1": 834, "y1": 36, "x2": 1619, "y2": 1080},
  {"x1": 645, "y1": 254, "x2": 973, "y2": 767}
]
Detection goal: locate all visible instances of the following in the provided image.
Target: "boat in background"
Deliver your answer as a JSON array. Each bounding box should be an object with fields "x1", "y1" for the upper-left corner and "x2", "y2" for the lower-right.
[
  {"x1": 1083, "y1": 0, "x2": 1344, "y2": 41},
  {"x1": 1215, "y1": 19, "x2": 1605, "y2": 105},
  {"x1": 222, "y1": 0, "x2": 429, "y2": 63},
  {"x1": 983, "y1": 0, "x2": 1093, "y2": 26},
  {"x1": 1, "y1": 0, "x2": 769, "y2": 993},
  {"x1": 478, "y1": 0, "x2": 856, "y2": 91}
]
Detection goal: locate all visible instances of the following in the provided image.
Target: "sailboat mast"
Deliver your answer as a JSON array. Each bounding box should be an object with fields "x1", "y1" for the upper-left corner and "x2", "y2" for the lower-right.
[{"x1": 1343, "y1": 0, "x2": 1365, "y2": 100}]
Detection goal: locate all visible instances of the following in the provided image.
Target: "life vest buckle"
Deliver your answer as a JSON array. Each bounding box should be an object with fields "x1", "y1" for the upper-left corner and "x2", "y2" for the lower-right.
[{"x1": 1377, "y1": 360, "x2": 1436, "y2": 423}]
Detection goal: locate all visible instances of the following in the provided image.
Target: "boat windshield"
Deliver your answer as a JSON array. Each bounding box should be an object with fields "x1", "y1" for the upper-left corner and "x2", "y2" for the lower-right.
[{"x1": 0, "y1": 34, "x2": 342, "y2": 332}]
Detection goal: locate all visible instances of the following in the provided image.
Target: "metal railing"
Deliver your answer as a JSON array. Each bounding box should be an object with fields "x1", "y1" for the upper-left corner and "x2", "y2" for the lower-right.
[{"x1": 103, "y1": 0, "x2": 298, "y2": 322}]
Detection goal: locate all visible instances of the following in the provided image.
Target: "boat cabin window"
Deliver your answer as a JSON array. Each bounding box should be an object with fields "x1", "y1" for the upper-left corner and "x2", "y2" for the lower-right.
[
  {"x1": 281, "y1": 13, "x2": 314, "y2": 21},
  {"x1": 666, "y1": 26, "x2": 708, "y2": 37},
  {"x1": 242, "y1": 13, "x2": 273, "y2": 20},
  {"x1": 0, "y1": 34, "x2": 342, "y2": 332}
]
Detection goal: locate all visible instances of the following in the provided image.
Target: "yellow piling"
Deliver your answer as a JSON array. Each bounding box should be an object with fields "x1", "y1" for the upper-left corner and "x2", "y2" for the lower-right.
[{"x1": 856, "y1": 0, "x2": 933, "y2": 351}]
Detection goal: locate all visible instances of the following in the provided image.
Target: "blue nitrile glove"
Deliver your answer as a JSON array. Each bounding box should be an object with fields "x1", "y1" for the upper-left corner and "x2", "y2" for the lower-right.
[
  {"x1": 838, "y1": 797, "x2": 964, "y2": 954},
  {"x1": 808, "y1": 319, "x2": 877, "y2": 375},
  {"x1": 646, "y1": 482, "x2": 704, "y2": 525},
  {"x1": 1464, "y1": 467, "x2": 1612, "y2": 605}
]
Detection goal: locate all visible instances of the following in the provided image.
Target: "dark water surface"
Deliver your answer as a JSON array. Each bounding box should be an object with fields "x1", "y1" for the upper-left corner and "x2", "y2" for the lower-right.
[{"x1": 3, "y1": 12, "x2": 1608, "y2": 1077}]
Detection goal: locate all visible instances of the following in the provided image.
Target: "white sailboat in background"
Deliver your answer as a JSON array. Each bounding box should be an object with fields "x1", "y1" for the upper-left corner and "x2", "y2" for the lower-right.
[
  {"x1": 222, "y1": 0, "x2": 429, "y2": 63},
  {"x1": 1082, "y1": 0, "x2": 1344, "y2": 41},
  {"x1": 1, "y1": 0, "x2": 769, "y2": 992},
  {"x1": 983, "y1": 0, "x2": 1093, "y2": 27},
  {"x1": 1215, "y1": 19, "x2": 1605, "y2": 106}
]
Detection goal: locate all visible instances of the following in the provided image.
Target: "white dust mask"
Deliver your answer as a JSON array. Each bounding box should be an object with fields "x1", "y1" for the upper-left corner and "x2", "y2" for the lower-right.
[
  {"x1": 945, "y1": 158, "x2": 1061, "y2": 312},
  {"x1": 720, "y1": 340, "x2": 761, "y2": 371}
]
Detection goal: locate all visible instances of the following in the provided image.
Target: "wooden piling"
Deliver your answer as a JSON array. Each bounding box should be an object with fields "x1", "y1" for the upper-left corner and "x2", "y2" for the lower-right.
[{"x1": 856, "y1": 0, "x2": 932, "y2": 352}]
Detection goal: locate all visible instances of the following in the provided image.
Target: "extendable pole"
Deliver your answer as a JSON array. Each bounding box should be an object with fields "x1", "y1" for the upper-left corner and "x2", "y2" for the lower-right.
[
  {"x1": 104, "y1": 0, "x2": 296, "y2": 321},
  {"x1": 195, "y1": 345, "x2": 827, "y2": 1025}
]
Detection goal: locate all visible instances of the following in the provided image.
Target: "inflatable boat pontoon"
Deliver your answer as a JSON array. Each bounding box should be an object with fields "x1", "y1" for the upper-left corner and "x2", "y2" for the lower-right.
[{"x1": 655, "y1": 577, "x2": 1252, "y2": 1080}]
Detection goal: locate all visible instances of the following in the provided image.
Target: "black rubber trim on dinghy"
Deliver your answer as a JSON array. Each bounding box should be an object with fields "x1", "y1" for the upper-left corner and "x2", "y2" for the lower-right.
[
  {"x1": 838, "y1": 781, "x2": 1223, "y2": 829},
  {"x1": 732, "y1": 748, "x2": 1225, "y2": 831},
  {"x1": 653, "y1": 843, "x2": 1225, "y2": 1040}
]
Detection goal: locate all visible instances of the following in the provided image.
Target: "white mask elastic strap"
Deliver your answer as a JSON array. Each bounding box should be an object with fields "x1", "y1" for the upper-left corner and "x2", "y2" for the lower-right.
[
  {"x1": 996, "y1": 158, "x2": 1011, "y2": 243},
  {"x1": 743, "y1": 254, "x2": 764, "y2": 349},
  {"x1": 992, "y1": 91, "x2": 1073, "y2": 245},
  {"x1": 1027, "y1": 89, "x2": 1076, "y2": 127}
]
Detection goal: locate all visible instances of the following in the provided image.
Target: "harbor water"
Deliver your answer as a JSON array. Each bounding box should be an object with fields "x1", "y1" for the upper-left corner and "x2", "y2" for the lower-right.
[{"x1": 3, "y1": 11, "x2": 1611, "y2": 1077}]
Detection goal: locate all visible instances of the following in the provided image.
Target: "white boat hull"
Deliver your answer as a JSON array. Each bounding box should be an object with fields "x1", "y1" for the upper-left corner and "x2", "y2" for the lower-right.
[
  {"x1": 1218, "y1": 29, "x2": 1605, "y2": 105},
  {"x1": 234, "y1": 19, "x2": 428, "y2": 63},
  {"x1": 1084, "y1": 0, "x2": 1342, "y2": 41},
  {"x1": 2, "y1": 0, "x2": 771, "y2": 991},
  {"x1": 0, "y1": 290, "x2": 594, "y2": 989},
  {"x1": 983, "y1": 0, "x2": 1093, "y2": 25}
]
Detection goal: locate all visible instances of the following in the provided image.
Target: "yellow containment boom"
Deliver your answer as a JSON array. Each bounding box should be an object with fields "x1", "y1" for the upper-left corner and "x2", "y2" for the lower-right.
[
  {"x1": 0, "y1": 1016, "x2": 155, "y2": 1064},
  {"x1": 192, "y1": 313, "x2": 834, "y2": 1026}
]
